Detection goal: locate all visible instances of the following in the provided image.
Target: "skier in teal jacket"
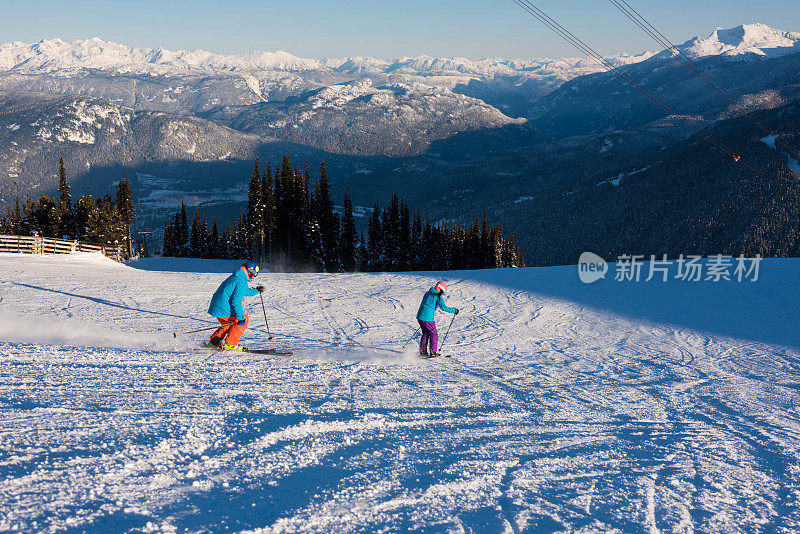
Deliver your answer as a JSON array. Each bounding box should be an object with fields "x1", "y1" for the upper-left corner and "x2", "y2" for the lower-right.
[
  {"x1": 207, "y1": 261, "x2": 263, "y2": 350},
  {"x1": 416, "y1": 281, "x2": 458, "y2": 356}
]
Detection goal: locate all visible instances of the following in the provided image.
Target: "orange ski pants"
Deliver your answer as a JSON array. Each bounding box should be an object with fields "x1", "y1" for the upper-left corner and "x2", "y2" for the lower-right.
[{"x1": 211, "y1": 314, "x2": 249, "y2": 346}]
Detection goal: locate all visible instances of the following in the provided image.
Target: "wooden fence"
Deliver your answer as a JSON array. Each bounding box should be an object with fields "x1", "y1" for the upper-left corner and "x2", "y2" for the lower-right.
[{"x1": 0, "y1": 234, "x2": 124, "y2": 262}]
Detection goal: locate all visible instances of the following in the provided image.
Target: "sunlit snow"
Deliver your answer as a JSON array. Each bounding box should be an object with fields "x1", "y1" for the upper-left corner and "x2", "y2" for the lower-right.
[{"x1": 1, "y1": 253, "x2": 799, "y2": 531}]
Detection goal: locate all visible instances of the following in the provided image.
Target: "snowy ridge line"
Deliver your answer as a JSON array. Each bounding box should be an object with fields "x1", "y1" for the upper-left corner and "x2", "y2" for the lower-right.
[
  {"x1": 668, "y1": 23, "x2": 800, "y2": 60},
  {"x1": 0, "y1": 36, "x2": 655, "y2": 78}
]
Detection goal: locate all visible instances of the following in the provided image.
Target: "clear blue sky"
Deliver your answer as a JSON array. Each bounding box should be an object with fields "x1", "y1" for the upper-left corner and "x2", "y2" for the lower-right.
[{"x1": 1, "y1": 0, "x2": 799, "y2": 59}]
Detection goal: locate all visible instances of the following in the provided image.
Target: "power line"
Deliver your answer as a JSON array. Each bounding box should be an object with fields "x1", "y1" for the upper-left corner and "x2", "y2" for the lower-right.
[
  {"x1": 608, "y1": 0, "x2": 800, "y2": 160},
  {"x1": 511, "y1": 0, "x2": 747, "y2": 166}
]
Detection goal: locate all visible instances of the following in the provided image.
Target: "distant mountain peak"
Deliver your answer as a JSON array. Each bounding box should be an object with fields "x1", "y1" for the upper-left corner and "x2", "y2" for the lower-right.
[{"x1": 677, "y1": 23, "x2": 800, "y2": 59}]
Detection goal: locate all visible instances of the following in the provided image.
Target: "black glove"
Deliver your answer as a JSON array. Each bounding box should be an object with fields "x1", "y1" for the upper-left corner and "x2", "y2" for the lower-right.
[
  {"x1": 237, "y1": 319, "x2": 246, "y2": 325},
  {"x1": 454, "y1": 308, "x2": 460, "y2": 315},
  {"x1": 256, "y1": 285, "x2": 265, "y2": 293}
]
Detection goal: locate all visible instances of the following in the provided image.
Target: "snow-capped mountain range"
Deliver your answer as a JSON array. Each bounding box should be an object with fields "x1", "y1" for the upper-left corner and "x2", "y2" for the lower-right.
[
  {"x1": 2, "y1": 23, "x2": 796, "y2": 84},
  {"x1": 1, "y1": 23, "x2": 800, "y2": 213},
  {"x1": 0, "y1": 36, "x2": 652, "y2": 80},
  {"x1": 0, "y1": 37, "x2": 325, "y2": 74}
]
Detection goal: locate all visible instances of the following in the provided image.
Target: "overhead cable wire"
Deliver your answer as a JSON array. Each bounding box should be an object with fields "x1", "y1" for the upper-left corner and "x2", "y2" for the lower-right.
[
  {"x1": 511, "y1": 0, "x2": 749, "y2": 167},
  {"x1": 609, "y1": 0, "x2": 800, "y2": 160}
]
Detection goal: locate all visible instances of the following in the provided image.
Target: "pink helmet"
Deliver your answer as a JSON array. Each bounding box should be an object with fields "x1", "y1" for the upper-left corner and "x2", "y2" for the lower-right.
[{"x1": 435, "y1": 281, "x2": 447, "y2": 293}]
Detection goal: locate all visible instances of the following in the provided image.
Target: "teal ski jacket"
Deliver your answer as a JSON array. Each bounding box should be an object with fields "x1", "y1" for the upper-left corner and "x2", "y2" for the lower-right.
[
  {"x1": 416, "y1": 287, "x2": 455, "y2": 322},
  {"x1": 208, "y1": 267, "x2": 258, "y2": 320}
]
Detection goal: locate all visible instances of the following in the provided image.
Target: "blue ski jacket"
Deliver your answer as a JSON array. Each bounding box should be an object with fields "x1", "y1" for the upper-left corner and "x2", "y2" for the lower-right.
[
  {"x1": 208, "y1": 267, "x2": 258, "y2": 320},
  {"x1": 416, "y1": 287, "x2": 455, "y2": 322}
]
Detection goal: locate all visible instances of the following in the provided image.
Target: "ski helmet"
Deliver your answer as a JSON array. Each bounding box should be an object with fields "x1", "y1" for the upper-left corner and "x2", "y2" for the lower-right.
[
  {"x1": 243, "y1": 261, "x2": 260, "y2": 278},
  {"x1": 435, "y1": 281, "x2": 447, "y2": 293}
]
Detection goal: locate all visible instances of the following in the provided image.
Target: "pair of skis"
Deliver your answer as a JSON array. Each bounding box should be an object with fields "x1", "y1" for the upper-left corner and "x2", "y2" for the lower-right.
[{"x1": 201, "y1": 342, "x2": 293, "y2": 356}]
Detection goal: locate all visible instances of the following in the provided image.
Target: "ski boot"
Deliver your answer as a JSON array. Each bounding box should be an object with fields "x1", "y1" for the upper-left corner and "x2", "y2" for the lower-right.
[
  {"x1": 223, "y1": 343, "x2": 246, "y2": 352},
  {"x1": 207, "y1": 337, "x2": 223, "y2": 349}
]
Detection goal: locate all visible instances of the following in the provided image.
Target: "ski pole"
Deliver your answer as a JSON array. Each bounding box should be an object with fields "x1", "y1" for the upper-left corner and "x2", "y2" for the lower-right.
[
  {"x1": 402, "y1": 326, "x2": 421, "y2": 350},
  {"x1": 173, "y1": 325, "x2": 219, "y2": 338},
  {"x1": 259, "y1": 292, "x2": 273, "y2": 340},
  {"x1": 439, "y1": 314, "x2": 456, "y2": 353}
]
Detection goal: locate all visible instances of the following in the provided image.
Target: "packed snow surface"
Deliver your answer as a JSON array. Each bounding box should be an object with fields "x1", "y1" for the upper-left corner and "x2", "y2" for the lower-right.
[{"x1": 1, "y1": 253, "x2": 800, "y2": 532}]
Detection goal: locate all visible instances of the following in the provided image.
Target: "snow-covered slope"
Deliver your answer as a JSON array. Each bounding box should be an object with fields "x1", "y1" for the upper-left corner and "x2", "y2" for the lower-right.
[
  {"x1": 0, "y1": 91, "x2": 282, "y2": 202},
  {"x1": 530, "y1": 23, "x2": 800, "y2": 138},
  {"x1": 202, "y1": 79, "x2": 527, "y2": 156},
  {"x1": 1, "y1": 252, "x2": 799, "y2": 532}
]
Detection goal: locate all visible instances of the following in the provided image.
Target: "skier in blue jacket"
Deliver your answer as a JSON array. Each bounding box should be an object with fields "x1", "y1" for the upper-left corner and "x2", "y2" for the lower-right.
[
  {"x1": 416, "y1": 281, "x2": 458, "y2": 356},
  {"x1": 207, "y1": 261, "x2": 264, "y2": 351}
]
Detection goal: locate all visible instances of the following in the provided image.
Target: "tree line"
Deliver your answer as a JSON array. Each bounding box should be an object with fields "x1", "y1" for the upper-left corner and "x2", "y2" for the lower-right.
[
  {"x1": 0, "y1": 159, "x2": 137, "y2": 257},
  {"x1": 163, "y1": 156, "x2": 524, "y2": 272}
]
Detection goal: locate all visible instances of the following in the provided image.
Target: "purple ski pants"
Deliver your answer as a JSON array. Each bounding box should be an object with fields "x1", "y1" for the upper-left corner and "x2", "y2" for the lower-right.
[{"x1": 419, "y1": 320, "x2": 438, "y2": 354}]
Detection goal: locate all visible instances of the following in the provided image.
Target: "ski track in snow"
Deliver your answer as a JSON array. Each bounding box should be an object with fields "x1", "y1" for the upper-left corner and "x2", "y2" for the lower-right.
[{"x1": 1, "y1": 253, "x2": 800, "y2": 533}]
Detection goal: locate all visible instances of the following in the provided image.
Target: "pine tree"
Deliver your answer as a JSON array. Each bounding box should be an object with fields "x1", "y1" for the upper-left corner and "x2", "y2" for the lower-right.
[
  {"x1": 451, "y1": 223, "x2": 466, "y2": 270},
  {"x1": 502, "y1": 235, "x2": 524, "y2": 267},
  {"x1": 178, "y1": 203, "x2": 189, "y2": 257},
  {"x1": 263, "y1": 162, "x2": 276, "y2": 259},
  {"x1": 384, "y1": 195, "x2": 401, "y2": 270},
  {"x1": 480, "y1": 212, "x2": 491, "y2": 269},
  {"x1": 465, "y1": 217, "x2": 480, "y2": 269},
  {"x1": 306, "y1": 217, "x2": 324, "y2": 270},
  {"x1": 115, "y1": 174, "x2": 135, "y2": 257},
  {"x1": 210, "y1": 219, "x2": 221, "y2": 259},
  {"x1": 86, "y1": 195, "x2": 124, "y2": 246},
  {"x1": 411, "y1": 212, "x2": 422, "y2": 270},
  {"x1": 490, "y1": 226, "x2": 503, "y2": 268},
  {"x1": 367, "y1": 201, "x2": 383, "y2": 271},
  {"x1": 340, "y1": 186, "x2": 358, "y2": 271},
  {"x1": 190, "y1": 211, "x2": 203, "y2": 257},
  {"x1": 74, "y1": 196, "x2": 98, "y2": 242},
  {"x1": 247, "y1": 158, "x2": 265, "y2": 259},
  {"x1": 163, "y1": 216, "x2": 175, "y2": 256},
  {"x1": 358, "y1": 231, "x2": 369, "y2": 271},
  {"x1": 24, "y1": 196, "x2": 60, "y2": 237},
  {"x1": 399, "y1": 201, "x2": 411, "y2": 270},
  {"x1": 222, "y1": 222, "x2": 233, "y2": 258},
  {"x1": 297, "y1": 162, "x2": 311, "y2": 263},
  {"x1": 10, "y1": 200, "x2": 24, "y2": 235},
  {"x1": 273, "y1": 163, "x2": 284, "y2": 258},
  {"x1": 235, "y1": 210, "x2": 249, "y2": 259},
  {"x1": 57, "y1": 158, "x2": 74, "y2": 238},
  {"x1": 316, "y1": 162, "x2": 340, "y2": 271},
  {"x1": 278, "y1": 156, "x2": 296, "y2": 258}
]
